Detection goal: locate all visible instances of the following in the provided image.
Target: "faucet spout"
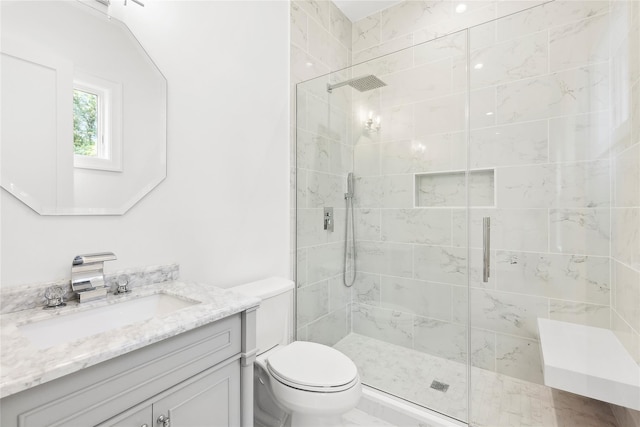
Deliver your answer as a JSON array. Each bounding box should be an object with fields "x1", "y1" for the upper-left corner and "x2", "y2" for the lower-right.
[{"x1": 71, "y1": 252, "x2": 117, "y2": 303}]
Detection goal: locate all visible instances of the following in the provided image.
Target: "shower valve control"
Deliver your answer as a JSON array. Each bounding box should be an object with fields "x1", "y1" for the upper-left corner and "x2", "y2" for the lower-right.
[{"x1": 324, "y1": 207, "x2": 334, "y2": 232}]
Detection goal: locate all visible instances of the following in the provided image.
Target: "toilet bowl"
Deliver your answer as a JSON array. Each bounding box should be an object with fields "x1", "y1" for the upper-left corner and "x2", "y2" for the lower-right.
[{"x1": 234, "y1": 278, "x2": 362, "y2": 427}]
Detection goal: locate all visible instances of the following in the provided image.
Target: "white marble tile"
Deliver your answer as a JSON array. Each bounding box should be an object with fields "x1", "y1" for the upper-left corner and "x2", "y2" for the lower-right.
[
  {"x1": 380, "y1": 1, "x2": 451, "y2": 43},
  {"x1": 358, "y1": 179, "x2": 406, "y2": 213},
  {"x1": 307, "y1": 242, "x2": 343, "y2": 284},
  {"x1": 355, "y1": 208, "x2": 381, "y2": 241},
  {"x1": 463, "y1": 288, "x2": 549, "y2": 339},
  {"x1": 352, "y1": 34, "x2": 414, "y2": 65},
  {"x1": 496, "y1": 1, "x2": 609, "y2": 42},
  {"x1": 495, "y1": 334, "x2": 543, "y2": 384},
  {"x1": 496, "y1": 160, "x2": 610, "y2": 208},
  {"x1": 549, "y1": 208, "x2": 610, "y2": 256},
  {"x1": 613, "y1": 260, "x2": 640, "y2": 333},
  {"x1": 296, "y1": 248, "x2": 308, "y2": 287},
  {"x1": 305, "y1": 93, "x2": 349, "y2": 142},
  {"x1": 353, "y1": 176, "x2": 383, "y2": 208},
  {"x1": 414, "y1": 92, "x2": 466, "y2": 136},
  {"x1": 496, "y1": 63, "x2": 609, "y2": 124},
  {"x1": 380, "y1": 174, "x2": 414, "y2": 208},
  {"x1": 470, "y1": 329, "x2": 496, "y2": 371},
  {"x1": 308, "y1": 17, "x2": 349, "y2": 71},
  {"x1": 381, "y1": 209, "x2": 452, "y2": 245},
  {"x1": 417, "y1": 170, "x2": 494, "y2": 208},
  {"x1": 296, "y1": 168, "x2": 308, "y2": 209},
  {"x1": 381, "y1": 132, "x2": 466, "y2": 174},
  {"x1": 294, "y1": 0, "x2": 330, "y2": 32},
  {"x1": 352, "y1": 44, "x2": 413, "y2": 78},
  {"x1": 353, "y1": 272, "x2": 380, "y2": 306},
  {"x1": 612, "y1": 310, "x2": 640, "y2": 365},
  {"x1": 414, "y1": 317, "x2": 467, "y2": 363},
  {"x1": 329, "y1": 275, "x2": 351, "y2": 311},
  {"x1": 470, "y1": 120, "x2": 548, "y2": 168},
  {"x1": 329, "y1": 1, "x2": 351, "y2": 48},
  {"x1": 615, "y1": 143, "x2": 640, "y2": 207},
  {"x1": 455, "y1": 208, "x2": 548, "y2": 252},
  {"x1": 352, "y1": 304, "x2": 413, "y2": 348},
  {"x1": 290, "y1": 2, "x2": 307, "y2": 50},
  {"x1": 342, "y1": 408, "x2": 396, "y2": 427},
  {"x1": 290, "y1": 44, "x2": 331, "y2": 85},
  {"x1": 470, "y1": 86, "x2": 497, "y2": 129},
  {"x1": 296, "y1": 279, "x2": 329, "y2": 326},
  {"x1": 381, "y1": 60, "x2": 453, "y2": 108},
  {"x1": 354, "y1": 143, "x2": 380, "y2": 176},
  {"x1": 328, "y1": 140, "x2": 353, "y2": 175},
  {"x1": 414, "y1": 31, "x2": 466, "y2": 64},
  {"x1": 297, "y1": 208, "x2": 329, "y2": 247},
  {"x1": 357, "y1": 241, "x2": 413, "y2": 278},
  {"x1": 380, "y1": 276, "x2": 452, "y2": 321},
  {"x1": 612, "y1": 208, "x2": 640, "y2": 270},
  {"x1": 376, "y1": 104, "x2": 414, "y2": 143},
  {"x1": 548, "y1": 112, "x2": 611, "y2": 162},
  {"x1": 495, "y1": 251, "x2": 610, "y2": 305},
  {"x1": 306, "y1": 170, "x2": 345, "y2": 208},
  {"x1": 549, "y1": 12, "x2": 609, "y2": 72},
  {"x1": 414, "y1": 245, "x2": 467, "y2": 286},
  {"x1": 296, "y1": 128, "x2": 329, "y2": 172},
  {"x1": 307, "y1": 307, "x2": 348, "y2": 347},
  {"x1": 352, "y1": 14, "x2": 380, "y2": 53},
  {"x1": 549, "y1": 300, "x2": 610, "y2": 328},
  {"x1": 470, "y1": 30, "x2": 548, "y2": 89}
]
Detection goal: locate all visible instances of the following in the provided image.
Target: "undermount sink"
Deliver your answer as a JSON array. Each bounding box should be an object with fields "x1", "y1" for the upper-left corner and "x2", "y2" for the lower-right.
[{"x1": 18, "y1": 293, "x2": 198, "y2": 350}]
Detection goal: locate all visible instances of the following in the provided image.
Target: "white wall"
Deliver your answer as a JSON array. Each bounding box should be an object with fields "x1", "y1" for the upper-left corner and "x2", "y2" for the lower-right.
[{"x1": 0, "y1": 0, "x2": 290, "y2": 288}]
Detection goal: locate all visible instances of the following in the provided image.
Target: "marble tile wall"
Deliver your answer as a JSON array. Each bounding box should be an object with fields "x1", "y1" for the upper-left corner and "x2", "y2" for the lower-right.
[
  {"x1": 347, "y1": 0, "x2": 630, "y2": 389},
  {"x1": 291, "y1": 1, "x2": 353, "y2": 345}
]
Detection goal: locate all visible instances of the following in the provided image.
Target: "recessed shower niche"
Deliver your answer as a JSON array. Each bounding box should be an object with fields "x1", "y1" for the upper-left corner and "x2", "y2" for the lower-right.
[{"x1": 415, "y1": 169, "x2": 495, "y2": 208}]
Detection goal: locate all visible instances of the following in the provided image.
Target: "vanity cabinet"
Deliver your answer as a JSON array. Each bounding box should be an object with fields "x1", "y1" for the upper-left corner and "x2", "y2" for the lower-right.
[
  {"x1": 99, "y1": 361, "x2": 240, "y2": 427},
  {"x1": 0, "y1": 310, "x2": 256, "y2": 427}
]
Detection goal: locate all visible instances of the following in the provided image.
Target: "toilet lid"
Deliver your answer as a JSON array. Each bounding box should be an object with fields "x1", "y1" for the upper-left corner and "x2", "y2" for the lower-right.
[{"x1": 267, "y1": 341, "x2": 358, "y2": 392}]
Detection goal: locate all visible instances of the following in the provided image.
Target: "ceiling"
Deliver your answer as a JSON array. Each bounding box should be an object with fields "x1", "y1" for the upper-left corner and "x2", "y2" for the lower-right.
[{"x1": 333, "y1": 0, "x2": 403, "y2": 22}]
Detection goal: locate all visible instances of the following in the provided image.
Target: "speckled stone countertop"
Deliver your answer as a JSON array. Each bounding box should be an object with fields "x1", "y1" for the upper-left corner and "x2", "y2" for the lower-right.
[{"x1": 0, "y1": 281, "x2": 260, "y2": 399}]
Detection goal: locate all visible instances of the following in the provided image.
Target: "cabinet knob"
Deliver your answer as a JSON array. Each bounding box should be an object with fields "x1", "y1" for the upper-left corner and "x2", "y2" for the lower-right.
[{"x1": 157, "y1": 414, "x2": 170, "y2": 427}]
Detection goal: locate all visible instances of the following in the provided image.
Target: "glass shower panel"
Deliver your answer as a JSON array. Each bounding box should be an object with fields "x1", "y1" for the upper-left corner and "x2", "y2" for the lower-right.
[
  {"x1": 468, "y1": 2, "x2": 636, "y2": 426},
  {"x1": 296, "y1": 29, "x2": 471, "y2": 423}
]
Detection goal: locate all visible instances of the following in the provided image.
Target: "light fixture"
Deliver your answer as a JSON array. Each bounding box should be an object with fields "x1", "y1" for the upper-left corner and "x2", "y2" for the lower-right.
[
  {"x1": 486, "y1": 111, "x2": 494, "y2": 116},
  {"x1": 362, "y1": 110, "x2": 381, "y2": 132},
  {"x1": 305, "y1": 61, "x2": 313, "y2": 67},
  {"x1": 474, "y1": 63, "x2": 484, "y2": 70},
  {"x1": 455, "y1": 3, "x2": 467, "y2": 14}
]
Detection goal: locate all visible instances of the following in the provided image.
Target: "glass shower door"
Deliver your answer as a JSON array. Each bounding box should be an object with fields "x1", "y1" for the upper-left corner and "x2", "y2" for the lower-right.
[
  {"x1": 467, "y1": 2, "x2": 634, "y2": 426},
  {"x1": 295, "y1": 29, "x2": 472, "y2": 423}
]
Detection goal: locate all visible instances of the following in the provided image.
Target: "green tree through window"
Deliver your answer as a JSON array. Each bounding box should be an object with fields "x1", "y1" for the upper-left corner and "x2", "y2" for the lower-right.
[{"x1": 73, "y1": 89, "x2": 98, "y2": 156}]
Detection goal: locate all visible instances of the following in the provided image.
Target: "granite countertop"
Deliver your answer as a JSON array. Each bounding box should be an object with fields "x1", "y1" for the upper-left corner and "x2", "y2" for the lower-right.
[{"x1": 0, "y1": 281, "x2": 260, "y2": 399}]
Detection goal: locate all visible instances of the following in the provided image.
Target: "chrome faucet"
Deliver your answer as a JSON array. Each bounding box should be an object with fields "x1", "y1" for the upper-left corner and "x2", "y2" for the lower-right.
[{"x1": 71, "y1": 252, "x2": 116, "y2": 303}]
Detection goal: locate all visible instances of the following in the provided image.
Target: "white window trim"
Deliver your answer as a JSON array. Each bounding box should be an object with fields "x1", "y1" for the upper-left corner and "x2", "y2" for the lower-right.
[{"x1": 73, "y1": 71, "x2": 123, "y2": 172}]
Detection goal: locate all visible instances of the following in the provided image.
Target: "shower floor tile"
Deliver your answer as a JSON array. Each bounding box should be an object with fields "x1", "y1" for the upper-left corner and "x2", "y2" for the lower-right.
[{"x1": 334, "y1": 333, "x2": 619, "y2": 427}]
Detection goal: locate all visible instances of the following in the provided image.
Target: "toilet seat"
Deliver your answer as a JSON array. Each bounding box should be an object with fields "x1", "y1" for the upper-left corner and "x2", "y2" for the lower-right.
[{"x1": 266, "y1": 341, "x2": 359, "y2": 393}]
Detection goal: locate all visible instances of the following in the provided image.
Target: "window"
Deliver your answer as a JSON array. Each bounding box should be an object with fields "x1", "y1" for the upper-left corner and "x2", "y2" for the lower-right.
[{"x1": 72, "y1": 72, "x2": 122, "y2": 171}]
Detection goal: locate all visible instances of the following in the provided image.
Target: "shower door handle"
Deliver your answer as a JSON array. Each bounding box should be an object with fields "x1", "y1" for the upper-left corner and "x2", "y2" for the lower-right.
[{"x1": 483, "y1": 217, "x2": 490, "y2": 283}]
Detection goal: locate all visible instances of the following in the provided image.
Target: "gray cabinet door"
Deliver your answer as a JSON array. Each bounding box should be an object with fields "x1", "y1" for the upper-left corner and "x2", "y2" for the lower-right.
[
  {"x1": 152, "y1": 360, "x2": 241, "y2": 427},
  {"x1": 97, "y1": 405, "x2": 152, "y2": 427}
]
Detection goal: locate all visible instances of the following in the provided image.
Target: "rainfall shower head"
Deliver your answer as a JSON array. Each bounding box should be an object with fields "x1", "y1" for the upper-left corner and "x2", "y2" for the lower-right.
[{"x1": 327, "y1": 75, "x2": 387, "y2": 93}]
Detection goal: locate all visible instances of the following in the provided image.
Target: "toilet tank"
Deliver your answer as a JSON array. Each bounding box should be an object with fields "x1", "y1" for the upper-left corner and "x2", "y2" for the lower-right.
[{"x1": 234, "y1": 277, "x2": 295, "y2": 355}]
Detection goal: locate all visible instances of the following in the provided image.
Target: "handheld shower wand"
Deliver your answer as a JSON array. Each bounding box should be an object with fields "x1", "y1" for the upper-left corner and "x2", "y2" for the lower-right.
[{"x1": 344, "y1": 173, "x2": 356, "y2": 287}]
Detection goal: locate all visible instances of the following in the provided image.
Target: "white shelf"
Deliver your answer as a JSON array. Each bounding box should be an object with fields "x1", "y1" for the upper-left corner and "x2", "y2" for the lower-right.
[{"x1": 537, "y1": 318, "x2": 640, "y2": 411}]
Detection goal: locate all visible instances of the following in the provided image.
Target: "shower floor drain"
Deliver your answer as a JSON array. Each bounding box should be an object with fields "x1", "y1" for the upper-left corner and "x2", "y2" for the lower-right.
[{"x1": 430, "y1": 380, "x2": 449, "y2": 392}]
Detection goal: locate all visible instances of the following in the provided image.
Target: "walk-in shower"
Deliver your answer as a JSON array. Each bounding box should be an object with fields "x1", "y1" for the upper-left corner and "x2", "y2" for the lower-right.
[{"x1": 296, "y1": 1, "x2": 639, "y2": 426}]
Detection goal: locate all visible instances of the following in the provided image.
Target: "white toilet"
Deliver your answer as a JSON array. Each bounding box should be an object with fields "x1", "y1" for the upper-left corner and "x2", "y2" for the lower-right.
[{"x1": 234, "y1": 277, "x2": 361, "y2": 427}]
